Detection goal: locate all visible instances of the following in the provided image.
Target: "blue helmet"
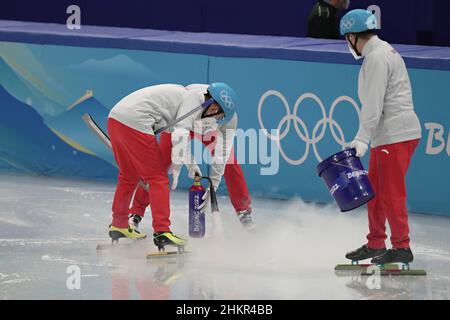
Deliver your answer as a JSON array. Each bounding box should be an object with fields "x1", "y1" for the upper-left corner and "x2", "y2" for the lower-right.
[
  {"x1": 207, "y1": 82, "x2": 237, "y2": 125},
  {"x1": 340, "y1": 9, "x2": 378, "y2": 36}
]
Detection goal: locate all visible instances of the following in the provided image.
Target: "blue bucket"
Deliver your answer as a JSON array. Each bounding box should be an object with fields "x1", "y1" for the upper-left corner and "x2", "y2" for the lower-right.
[{"x1": 317, "y1": 148, "x2": 374, "y2": 212}]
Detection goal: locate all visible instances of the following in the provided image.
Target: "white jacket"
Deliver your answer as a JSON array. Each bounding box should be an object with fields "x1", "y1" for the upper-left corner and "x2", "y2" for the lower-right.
[
  {"x1": 108, "y1": 83, "x2": 236, "y2": 189},
  {"x1": 356, "y1": 36, "x2": 421, "y2": 148}
]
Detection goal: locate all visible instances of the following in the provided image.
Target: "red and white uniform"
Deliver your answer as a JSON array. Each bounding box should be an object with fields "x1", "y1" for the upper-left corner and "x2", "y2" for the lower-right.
[
  {"x1": 129, "y1": 84, "x2": 252, "y2": 218},
  {"x1": 357, "y1": 36, "x2": 421, "y2": 249},
  {"x1": 107, "y1": 84, "x2": 251, "y2": 231},
  {"x1": 108, "y1": 84, "x2": 205, "y2": 231}
]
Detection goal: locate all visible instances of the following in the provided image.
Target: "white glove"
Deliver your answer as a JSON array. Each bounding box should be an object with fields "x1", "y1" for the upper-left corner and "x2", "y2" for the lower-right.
[
  {"x1": 169, "y1": 164, "x2": 182, "y2": 190},
  {"x1": 171, "y1": 164, "x2": 202, "y2": 190},
  {"x1": 187, "y1": 164, "x2": 202, "y2": 179},
  {"x1": 350, "y1": 139, "x2": 368, "y2": 158}
]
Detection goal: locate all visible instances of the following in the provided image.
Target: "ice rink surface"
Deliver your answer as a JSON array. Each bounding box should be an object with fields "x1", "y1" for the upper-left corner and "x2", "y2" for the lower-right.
[{"x1": 1, "y1": 173, "x2": 449, "y2": 300}]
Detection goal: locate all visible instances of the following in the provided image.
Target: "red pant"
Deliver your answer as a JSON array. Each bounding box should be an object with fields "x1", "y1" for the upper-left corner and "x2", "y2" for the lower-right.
[
  {"x1": 367, "y1": 139, "x2": 419, "y2": 249},
  {"x1": 108, "y1": 118, "x2": 171, "y2": 232},
  {"x1": 130, "y1": 131, "x2": 251, "y2": 217}
]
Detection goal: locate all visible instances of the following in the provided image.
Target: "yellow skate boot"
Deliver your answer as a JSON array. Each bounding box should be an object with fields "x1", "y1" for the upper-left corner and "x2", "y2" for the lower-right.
[
  {"x1": 153, "y1": 232, "x2": 187, "y2": 252},
  {"x1": 109, "y1": 224, "x2": 147, "y2": 243}
]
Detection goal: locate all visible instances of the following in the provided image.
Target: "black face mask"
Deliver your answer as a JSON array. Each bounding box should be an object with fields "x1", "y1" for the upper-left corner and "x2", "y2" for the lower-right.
[
  {"x1": 201, "y1": 105, "x2": 224, "y2": 119},
  {"x1": 346, "y1": 33, "x2": 362, "y2": 57}
]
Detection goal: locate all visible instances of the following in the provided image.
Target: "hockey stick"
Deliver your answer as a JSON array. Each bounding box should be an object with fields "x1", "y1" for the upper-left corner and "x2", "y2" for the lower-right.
[
  {"x1": 154, "y1": 98, "x2": 213, "y2": 135},
  {"x1": 82, "y1": 114, "x2": 149, "y2": 192},
  {"x1": 82, "y1": 98, "x2": 212, "y2": 149},
  {"x1": 82, "y1": 113, "x2": 111, "y2": 149}
]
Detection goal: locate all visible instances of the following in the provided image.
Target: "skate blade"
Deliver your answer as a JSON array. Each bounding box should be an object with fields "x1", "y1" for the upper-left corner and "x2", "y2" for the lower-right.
[
  {"x1": 335, "y1": 263, "x2": 399, "y2": 271},
  {"x1": 361, "y1": 268, "x2": 427, "y2": 276},
  {"x1": 97, "y1": 242, "x2": 125, "y2": 250},
  {"x1": 146, "y1": 251, "x2": 189, "y2": 259},
  {"x1": 96, "y1": 239, "x2": 148, "y2": 251}
]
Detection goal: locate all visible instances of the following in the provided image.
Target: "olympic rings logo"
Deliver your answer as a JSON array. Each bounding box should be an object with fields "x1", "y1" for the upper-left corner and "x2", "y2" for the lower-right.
[
  {"x1": 220, "y1": 90, "x2": 235, "y2": 110},
  {"x1": 340, "y1": 18, "x2": 355, "y2": 31},
  {"x1": 257, "y1": 90, "x2": 361, "y2": 165}
]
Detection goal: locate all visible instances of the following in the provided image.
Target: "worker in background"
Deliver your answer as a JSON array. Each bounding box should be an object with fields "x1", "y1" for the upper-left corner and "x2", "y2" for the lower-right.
[{"x1": 307, "y1": 0, "x2": 350, "y2": 39}]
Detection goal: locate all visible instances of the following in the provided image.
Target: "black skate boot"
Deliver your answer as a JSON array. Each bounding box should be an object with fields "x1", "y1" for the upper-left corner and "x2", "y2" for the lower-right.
[
  {"x1": 345, "y1": 244, "x2": 386, "y2": 262},
  {"x1": 153, "y1": 232, "x2": 187, "y2": 252},
  {"x1": 237, "y1": 208, "x2": 255, "y2": 231},
  {"x1": 371, "y1": 248, "x2": 414, "y2": 265},
  {"x1": 128, "y1": 214, "x2": 142, "y2": 230}
]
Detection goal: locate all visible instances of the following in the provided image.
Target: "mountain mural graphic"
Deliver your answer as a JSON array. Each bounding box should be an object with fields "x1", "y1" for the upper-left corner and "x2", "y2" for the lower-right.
[
  {"x1": 0, "y1": 56, "x2": 64, "y2": 117},
  {"x1": 0, "y1": 85, "x2": 117, "y2": 178},
  {"x1": 44, "y1": 91, "x2": 116, "y2": 166}
]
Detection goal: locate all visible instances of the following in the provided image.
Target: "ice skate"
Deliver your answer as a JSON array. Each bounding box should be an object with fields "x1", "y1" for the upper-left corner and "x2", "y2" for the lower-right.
[
  {"x1": 108, "y1": 224, "x2": 147, "y2": 243},
  {"x1": 335, "y1": 245, "x2": 395, "y2": 272},
  {"x1": 146, "y1": 232, "x2": 188, "y2": 259},
  {"x1": 345, "y1": 244, "x2": 386, "y2": 262},
  {"x1": 361, "y1": 248, "x2": 426, "y2": 276},
  {"x1": 153, "y1": 232, "x2": 187, "y2": 252},
  {"x1": 237, "y1": 208, "x2": 255, "y2": 231}
]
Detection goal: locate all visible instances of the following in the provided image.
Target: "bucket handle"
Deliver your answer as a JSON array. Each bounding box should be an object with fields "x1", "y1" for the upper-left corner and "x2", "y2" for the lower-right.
[{"x1": 330, "y1": 162, "x2": 358, "y2": 171}]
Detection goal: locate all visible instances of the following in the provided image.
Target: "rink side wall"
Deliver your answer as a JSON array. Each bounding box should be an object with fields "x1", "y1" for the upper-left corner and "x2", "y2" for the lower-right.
[{"x1": 0, "y1": 21, "x2": 449, "y2": 216}]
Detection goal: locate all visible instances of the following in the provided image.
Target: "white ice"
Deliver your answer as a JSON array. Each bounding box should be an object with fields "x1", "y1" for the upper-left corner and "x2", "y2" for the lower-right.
[{"x1": 1, "y1": 173, "x2": 449, "y2": 300}]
